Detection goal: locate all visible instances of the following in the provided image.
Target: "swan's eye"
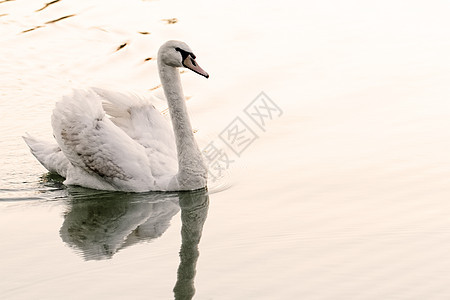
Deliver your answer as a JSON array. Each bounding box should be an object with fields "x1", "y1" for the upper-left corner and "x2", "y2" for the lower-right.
[{"x1": 175, "y1": 47, "x2": 195, "y2": 60}]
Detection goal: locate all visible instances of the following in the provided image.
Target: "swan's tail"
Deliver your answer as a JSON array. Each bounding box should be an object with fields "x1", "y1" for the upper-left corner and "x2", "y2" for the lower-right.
[{"x1": 23, "y1": 134, "x2": 69, "y2": 178}]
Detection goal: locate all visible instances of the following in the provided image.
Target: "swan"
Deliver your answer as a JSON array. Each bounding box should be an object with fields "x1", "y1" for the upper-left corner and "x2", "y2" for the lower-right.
[{"x1": 23, "y1": 40, "x2": 209, "y2": 192}]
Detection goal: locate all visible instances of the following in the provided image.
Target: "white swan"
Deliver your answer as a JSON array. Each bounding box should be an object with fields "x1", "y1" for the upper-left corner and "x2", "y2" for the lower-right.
[{"x1": 24, "y1": 40, "x2": 209, "y2": 192}]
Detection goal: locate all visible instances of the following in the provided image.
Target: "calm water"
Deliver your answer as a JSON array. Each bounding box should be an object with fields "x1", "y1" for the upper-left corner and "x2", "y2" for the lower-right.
[{"x1": 1, "y1": 0, "x2": 450, "y2": 299}]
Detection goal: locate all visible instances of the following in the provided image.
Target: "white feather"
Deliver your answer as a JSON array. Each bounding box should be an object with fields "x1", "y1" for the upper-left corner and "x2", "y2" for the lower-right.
[{"x1": 23, "y1": 134, "x2": 69, "y2": 177}]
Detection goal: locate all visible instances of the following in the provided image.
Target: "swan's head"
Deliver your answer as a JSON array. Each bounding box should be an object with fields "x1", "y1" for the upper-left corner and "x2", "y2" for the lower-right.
[{"x1": 158, "y1": 40, "x2": 209, "y2": 78}]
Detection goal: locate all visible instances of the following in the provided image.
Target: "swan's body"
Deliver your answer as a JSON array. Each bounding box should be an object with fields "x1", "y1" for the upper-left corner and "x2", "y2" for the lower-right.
[{"x1": 24, "y1": 40, "x2": 209, "y2": 192}]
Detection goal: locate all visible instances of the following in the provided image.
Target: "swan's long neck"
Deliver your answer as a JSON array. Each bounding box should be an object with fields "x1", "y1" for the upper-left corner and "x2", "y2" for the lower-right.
[{"x1": 158, "y1": 63, "x2": 207, "y2": 190}]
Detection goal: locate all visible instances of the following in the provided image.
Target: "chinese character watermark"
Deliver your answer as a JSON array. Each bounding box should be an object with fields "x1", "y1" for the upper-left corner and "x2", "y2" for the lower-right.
[
  {"x1": 202, "y1": 92, "x2": 282, "y2": 182},
  {"x1": 244, "y1": 92, "x2": 283, "y2": 131},
  {"x1": 202, "y1": 141, "x2": 235, "y2": 181},
  {"x1": 219, "y1": 117, "x2": 258, "y2": 156}
]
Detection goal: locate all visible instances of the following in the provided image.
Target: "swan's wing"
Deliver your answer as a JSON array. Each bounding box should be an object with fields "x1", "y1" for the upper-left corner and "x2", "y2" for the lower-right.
[
  {"x1": 23, "y1": 134, "x2": 69, "y2": 177},
  {"x1": 51, "y1": 90, "x2": 157, "y2": 192},
  {"x1": 92, "y1": 88, "x2": 178, "y2": 177}
]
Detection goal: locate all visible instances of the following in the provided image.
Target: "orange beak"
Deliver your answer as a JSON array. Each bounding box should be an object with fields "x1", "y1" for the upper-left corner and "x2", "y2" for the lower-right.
[{"x1": 182, "y1": 55, "x2": 209, "y2": 78}]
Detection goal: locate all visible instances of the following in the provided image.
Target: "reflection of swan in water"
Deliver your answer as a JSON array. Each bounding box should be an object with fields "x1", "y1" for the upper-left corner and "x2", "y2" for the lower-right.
[
  {"x1": 59, "y1": 187, "x2": 209, "y2": 298},
  {"x1": 60, "y1": 188, "x2": 181, "y2": 260},
  {"x1": 174, "y1": 189, "x2": 209, "y2": 300}
]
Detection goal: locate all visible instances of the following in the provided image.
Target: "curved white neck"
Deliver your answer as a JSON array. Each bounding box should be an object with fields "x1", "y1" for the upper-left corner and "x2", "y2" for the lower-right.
[{"x1": 158, "y1": 64, "x2": 207, "y2": 190}]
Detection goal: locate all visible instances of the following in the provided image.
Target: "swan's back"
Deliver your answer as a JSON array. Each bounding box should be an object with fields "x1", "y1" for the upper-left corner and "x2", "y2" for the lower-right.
[
  {"x1": 94, "y1": 88, "x2": 177, "y2": 176},
  {"x1": 50, "y1": 89, "x2": 177, "y2": 191}
]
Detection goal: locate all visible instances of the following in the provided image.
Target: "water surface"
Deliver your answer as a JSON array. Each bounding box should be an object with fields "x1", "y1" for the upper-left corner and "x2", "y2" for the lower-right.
[{"x1": 1, "y1": 0, "x2": 450, "y2": 299}]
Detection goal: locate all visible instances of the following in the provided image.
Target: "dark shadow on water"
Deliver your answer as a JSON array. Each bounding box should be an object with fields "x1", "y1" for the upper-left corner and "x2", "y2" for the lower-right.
[
  {"x1": 59, "y1": 185, "x2": 209, "y2": 299},
  {"x1": 60, "y1": 188, "x2": 181, "y2": 260},
  {"x1": 173, "y1": 189, "x2": 209, "y2": 300}
]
